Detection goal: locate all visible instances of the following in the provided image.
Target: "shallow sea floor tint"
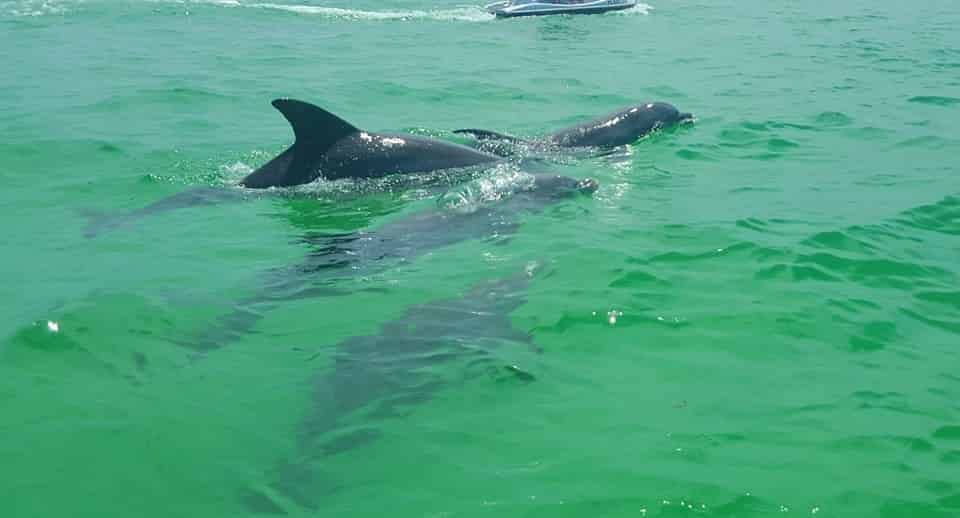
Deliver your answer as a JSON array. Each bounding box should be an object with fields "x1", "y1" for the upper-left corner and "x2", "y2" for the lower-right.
[{"x1": 2, "y1": 0, "x2": 959, "y2": 516}]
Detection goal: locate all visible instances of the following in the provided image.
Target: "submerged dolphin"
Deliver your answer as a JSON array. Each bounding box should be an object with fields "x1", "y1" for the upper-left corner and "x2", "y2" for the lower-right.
[
  {"x1": 186, "y1": 173, "x2": 599, "y2": 351},
  {"x1": 454, "y1": 101, "x2": 694, "y2": 151},
  {"x1": 239, "y1": 99, "x2": 501, "y2": 188},
  {"x1": 240, "y1": 268, "x2": 541, "y2": 513},
  {"x1": 81, "y1": 187, "x2": 246, "y2": 238}
]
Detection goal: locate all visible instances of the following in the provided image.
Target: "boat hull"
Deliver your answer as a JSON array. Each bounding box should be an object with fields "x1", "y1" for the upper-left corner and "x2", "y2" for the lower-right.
[{"x1": 490, "y1": 1, "x2": 636, "y2": 18}]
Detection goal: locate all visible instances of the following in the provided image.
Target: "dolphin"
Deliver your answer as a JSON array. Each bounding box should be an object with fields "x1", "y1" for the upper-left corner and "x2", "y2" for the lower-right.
[
  {"x1": 185, "y1": 173, "x2": 599, "y2": 352},
  {"x1": 239, "y1": 99, "x2": 502, "y2": 189},
  {"x1": 239, "y1": 267, "x2": 542, "y2": 513},
  {"x1": 80, "y1": 99, "x2": 504, "y2": 237},
  {"x1": 454, "y1": 101, "x2": 694, "y2": 153},
  {"x1": 80, "y1": 186, "x2": 247, "y2": 238}
]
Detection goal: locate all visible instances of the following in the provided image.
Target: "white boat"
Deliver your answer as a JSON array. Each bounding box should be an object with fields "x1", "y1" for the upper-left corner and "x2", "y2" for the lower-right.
[{"x1": 485, "y1": 0, "x2": 637, "y2": 18}]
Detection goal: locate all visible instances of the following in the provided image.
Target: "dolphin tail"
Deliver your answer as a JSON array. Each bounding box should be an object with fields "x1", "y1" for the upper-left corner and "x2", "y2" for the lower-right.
[
  {"x1": 453, "y1": 128, "x2": 524, "y2": 143},
  {"x1": 240, "y1": 99, "x2": 361, "y2": 189}
]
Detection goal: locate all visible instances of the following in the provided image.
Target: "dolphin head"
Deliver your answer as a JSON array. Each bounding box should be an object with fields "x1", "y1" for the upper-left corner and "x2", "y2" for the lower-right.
[{"x1": 626, "y1": 102, "x2": 694, "y2": 134}]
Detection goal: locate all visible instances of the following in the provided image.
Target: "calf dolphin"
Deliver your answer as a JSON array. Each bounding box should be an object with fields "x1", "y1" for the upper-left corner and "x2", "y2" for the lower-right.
[
  {"x1": 240, "y1": 99, "x2": 501, "y2": 188},
  {"x1": 454, "y1": 101, "x2": 693, "y2": 151},
  {"x1": 240, "y1": 267, "x2": 542, "y2": 513},
  {"x1": 186, "y1": 173, "x2": 599, "y2": 351}
]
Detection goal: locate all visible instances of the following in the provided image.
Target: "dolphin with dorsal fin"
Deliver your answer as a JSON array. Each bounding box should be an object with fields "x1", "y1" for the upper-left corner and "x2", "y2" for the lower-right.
[
  {"x1": 454, "y1": 101, "x2": 694, "y2": 153},
  {"x1": 240, "y1": 99, "x2": 501, "y2": 188},
  {"x1": 80, "y1": 99, "x2": 504, "y2": 236}
]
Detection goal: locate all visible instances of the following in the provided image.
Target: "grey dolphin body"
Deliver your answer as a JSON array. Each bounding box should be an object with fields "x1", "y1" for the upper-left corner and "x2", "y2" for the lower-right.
[
  {"x1": 187, "y1": 173, "x2": 599, "y2": 351},
  {"x1": 241, "y1": 269, "x2": 540, "y2": 513},
  {"x1": 240, "y1": 99, "x2": 501, "y2": 188},
  {"x1": 454, "y1": 102, "x2": 694, "y2": 151},
  {"x1": 82, "y1": 99, "x2": 502, "y2": 237}
]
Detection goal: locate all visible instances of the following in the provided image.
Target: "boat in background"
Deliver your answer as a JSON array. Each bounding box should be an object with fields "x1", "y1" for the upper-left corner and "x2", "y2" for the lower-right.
[{"x1": 486, "y1": 0, "x2": 637, "y2": 18}]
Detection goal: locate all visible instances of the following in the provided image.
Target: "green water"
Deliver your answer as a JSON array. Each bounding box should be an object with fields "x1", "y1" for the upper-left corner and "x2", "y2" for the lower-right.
[{"x1": 3, "y1": 0, "x2": 960, "y2": 516}]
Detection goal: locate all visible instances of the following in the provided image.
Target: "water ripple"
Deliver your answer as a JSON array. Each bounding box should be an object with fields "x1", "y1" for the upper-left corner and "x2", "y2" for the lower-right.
[{"x1": 908, "y1": 95, "x2": 960, "y2": 107}]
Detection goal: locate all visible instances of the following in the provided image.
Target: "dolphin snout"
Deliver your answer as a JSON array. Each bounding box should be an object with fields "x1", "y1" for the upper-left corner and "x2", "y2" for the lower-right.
[
  {"x1": 577, "y1": 178, "x2": 600, "y2": 195},
  {"x1": 678, "y1": 112, "x2": 695, "y2": 123}
]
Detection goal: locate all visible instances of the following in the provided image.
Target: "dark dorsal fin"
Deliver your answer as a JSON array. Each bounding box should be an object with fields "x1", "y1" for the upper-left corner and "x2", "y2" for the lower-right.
[
  {"x1": 240, "y1": 99, "x2": 361, "y2": 188},
  {"x1": 272, "y1": 98, "x2": 360, "y2": 150}
]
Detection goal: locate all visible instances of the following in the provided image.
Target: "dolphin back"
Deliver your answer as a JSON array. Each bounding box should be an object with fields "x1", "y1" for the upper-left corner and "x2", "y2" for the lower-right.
[
  {"x1": 453, "y1": 128, "x2": 525, "y2": 143},
  {"x1": 240, "y1": 99, "x2": 361, "y2": 188},
  {"x1": 551, "y1": 102, "x2": 688, "y2": 147}
]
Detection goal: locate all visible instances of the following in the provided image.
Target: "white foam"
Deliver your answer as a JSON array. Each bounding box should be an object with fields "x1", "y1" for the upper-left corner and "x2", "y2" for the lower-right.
[
  {"x1": 8, "y1": 0, "x2": 648, "y2": 20},
  {"x1": 221, "y1": 161, "x2": 254, "y2": 177},
  {"x1": 437, "y1": 164, "x2": 536, "y2": 213},
  {"x1": 613, "y1": 2, "x2": 654, "y2": 16},
  {"x1": 1, "y1": 0, "x2": 73, "y2": 17},
  {"x1": 221, "y1": 1, "x2": 650, "y2": 21},
  {"x1": 173, "y1": 0, "x2": 495, "y2": 22}
]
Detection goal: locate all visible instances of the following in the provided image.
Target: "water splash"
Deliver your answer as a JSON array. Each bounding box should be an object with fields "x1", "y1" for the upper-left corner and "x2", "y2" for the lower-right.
[
  {"x1": 436, "y1": 164, "x2": 536, "y2": 213},
  {"x1": 613, "y1": 2, "x2": 654, "y2": 16},
  {"x1": 176, "y1": 0, "x2": 495, "y2": 22},
  {"x1": 284, "y1": 164, "x2": 492, "y2": 201}
]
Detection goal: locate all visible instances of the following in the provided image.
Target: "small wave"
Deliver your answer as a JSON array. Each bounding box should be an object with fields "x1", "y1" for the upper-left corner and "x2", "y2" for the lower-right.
[
  {"x1": 675, "y1": 148, "x2": 715, "y2": 161},
  {"x1": 794, "y1": 252, "x2": 948, "y2": 289},
  {"x1": 815, "y1": 14, "x2": 887, "y2": 24},
  {"x1": 814, "y1": 111, "x2": 853, "y2": 126},
  {"x1": 801, "y1": 230, "x2": 879, "y2": 254},
  {"x1": 766, "y1": 137, "x2": 799, "y2": 151},
  {"x1": 182, "y1": 0, "x2": 495, "y2": 22},
  {"x1": 894, "y1": 196, "x2": 960, "y2": 236},
  {"x1": 908, "y1": 95, "x2": 960, "y2": 107},
  {"x1": 91, "y1": 87, "x2": 235, "y2": 112},
  {"x1": 893, "y1": 135, "x2": 957, "y2": 150}
]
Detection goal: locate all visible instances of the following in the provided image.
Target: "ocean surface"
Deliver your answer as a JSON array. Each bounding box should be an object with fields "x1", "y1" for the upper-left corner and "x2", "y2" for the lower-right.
[{"x1": 2, "y1": 0, "x2": 959, "y2": 516}]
